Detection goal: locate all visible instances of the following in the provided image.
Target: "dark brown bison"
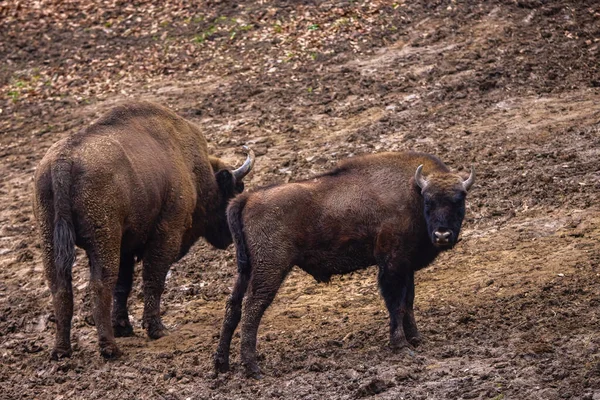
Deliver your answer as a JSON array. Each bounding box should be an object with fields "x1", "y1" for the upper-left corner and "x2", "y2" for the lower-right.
[
  {"x1": 33, "y1": 101, "x2": 255, "y2": 360},
  {"x1": 214, "y1": 151, "x2": 474, "y2": 378}
]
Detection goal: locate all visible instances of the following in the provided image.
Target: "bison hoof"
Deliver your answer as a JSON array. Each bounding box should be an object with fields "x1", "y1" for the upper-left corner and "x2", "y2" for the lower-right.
[
  {"x1": 50, "y1": 347, "x2": 72, "y2": 361},
  {"x1": 99, "y1": 342, "x2": 122, "y2": 359},
  {"x1": 214, "y1": 354, "x2": 230, "y2": 373},
  {"x1": 390, "y1": 338, "x2": 412, "y2": 352},
  {"x1": 113, "y1": 321, "x2": 134, "y2": 337},
  {"x1": 243, "y1": 363, "x2": 263, "y2": 380},
  {"x1": 147, "y1": 324, "x2": 169, "y2": 340},
  {"x1": 407, "y1": 334, "x2": 423, "y2": 347}
]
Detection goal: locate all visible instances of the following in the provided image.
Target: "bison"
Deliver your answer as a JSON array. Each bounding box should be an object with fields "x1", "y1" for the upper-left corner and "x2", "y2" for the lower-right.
[
  {"x1": 214, "y1": 151, "x2": 474, "y2": 378},
  {"x1": 33, "y1": 101, "x2": 255, "y2": 360}
]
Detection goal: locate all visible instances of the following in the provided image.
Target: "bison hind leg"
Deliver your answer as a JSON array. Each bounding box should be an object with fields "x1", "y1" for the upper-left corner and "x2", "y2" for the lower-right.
[
  {"x1": 239, "y1": 264, "x2": 292, "y2": 379},
  {"x1": 112, "y1": 251, "x2": 136, "y2": 337},
  {"x1": 86, "y1": 226, "x2": 123, "y2": 359},
  {"x1": 214, "y1": 269, "x2": 251, "y2": 374},
  {"x1": 39, "y1": 215, "x2": 75, "y2": 360}
]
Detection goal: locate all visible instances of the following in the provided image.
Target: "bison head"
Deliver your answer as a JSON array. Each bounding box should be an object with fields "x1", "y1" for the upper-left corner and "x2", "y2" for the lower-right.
[
  {"x1": 206, "y1": 146, "x2": 255, "y2": 249},
  {"x1": 414, "y1": 164, "x2": 475, "y2": 249}
]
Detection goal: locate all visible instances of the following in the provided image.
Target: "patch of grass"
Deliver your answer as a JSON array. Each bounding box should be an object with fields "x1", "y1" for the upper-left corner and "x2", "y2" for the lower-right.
[
  {"x1": 284, "y1": 52, "x2": 295, "y2": 62},
  {"x1": 39, "y1": 125, "x2": 55, "y2": 134},
  {"x1": 7, "y1": 90, "x2": 19, "y2": 101},
  {"x1": 273, "y1": 24, "x2": 283, "y2": 33},
  {"x1": 308, "y1": 24, "x2": 319, "y2": 31},
  {"x1": 193, "y1": 17, "x2": 254, "y2": 44},
  {"x1": 194, "y1": 25, "x2": 217, "y2": 43}
]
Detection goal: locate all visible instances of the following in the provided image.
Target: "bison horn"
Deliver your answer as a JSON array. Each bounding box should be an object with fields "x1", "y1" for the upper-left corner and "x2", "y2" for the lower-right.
[
  {"x1": 414, "y1": 164, "x2": 428, "y2": 190},
  {"x1": 463, "y1": 167, "x2": 475, "y2": 191},
  {"x1": 232, "y1": 145, "x2": 255, "y2": 181}
]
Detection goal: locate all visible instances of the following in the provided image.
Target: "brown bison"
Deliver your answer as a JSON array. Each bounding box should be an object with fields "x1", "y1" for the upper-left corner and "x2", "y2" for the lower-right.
[
  {"x1": 33, "y1": 101, "x2": 255, "y2": 360},
  {"x1": 214, "y1": 151, "x2": 474, "y2": 378}
]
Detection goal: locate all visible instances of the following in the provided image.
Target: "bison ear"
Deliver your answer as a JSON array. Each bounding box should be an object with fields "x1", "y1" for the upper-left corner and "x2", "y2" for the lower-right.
[{"x1": 215, "y1": 169, "x2": 235, "y2": 197}]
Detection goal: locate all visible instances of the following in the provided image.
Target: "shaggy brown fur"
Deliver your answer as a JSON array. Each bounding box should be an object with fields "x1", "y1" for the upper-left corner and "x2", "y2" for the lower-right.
[
  {"x1": 214, "y1": 151, "x2": 474, "y2": 378},
  {"x1": 33, "y1": 101, "x2": 254, "y2": 360}
]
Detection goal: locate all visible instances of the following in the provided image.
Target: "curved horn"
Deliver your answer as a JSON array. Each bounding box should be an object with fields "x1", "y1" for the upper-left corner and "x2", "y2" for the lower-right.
[
  {"x1": 463, "y1": 166, "x2": 475, "y2": 191},
  {"x1": 232, "y1": 145, "x2": 255, "y2": 181},
  {"x1": 414, "y1": 164, "x2": 428, "y2": 190}
]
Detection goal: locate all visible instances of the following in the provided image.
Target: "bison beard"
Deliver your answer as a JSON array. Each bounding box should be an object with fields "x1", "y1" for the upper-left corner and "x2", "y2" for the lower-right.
[
  {"x1": 214, "y1": 151, "x2": 474, "y2": 378},
  {"x1": 33, "y1": 101, "x2": 255, "y2": 360}
]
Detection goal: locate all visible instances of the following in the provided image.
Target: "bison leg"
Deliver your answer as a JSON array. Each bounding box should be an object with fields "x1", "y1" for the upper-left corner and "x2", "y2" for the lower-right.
[
  {"x1": 87, "y1": 239, "x2": 122, "y2": 359},
  {"x1": 214, "y1": 270, "x2": 251, "y2": 373},
  {"x1": 141, "y1": 233, "x2": 182, "y2": 340},
  {"x1": 377, "y1": 266, "x2": 413, "y2": 350},
  {"x1": 403, "y1": 273, "x2": 422, "y2": 347},
  {"x1": 112, "y1": 252, "x2": 135, "y2": 337},
  {"x1": 42, "y1": 239, "x2": 74, "y2": 360},
  {"x1": 240, "y1": 267, "x2": 289, "y2": 379}
]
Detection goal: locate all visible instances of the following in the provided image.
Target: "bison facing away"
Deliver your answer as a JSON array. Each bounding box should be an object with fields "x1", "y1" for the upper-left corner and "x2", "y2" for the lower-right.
[
  {"x1": 33, "y1": 101, "x2": 255, "y2": 360},
  {"x1": 214, "y1": 151, "x2": 474, "y2": 378}
]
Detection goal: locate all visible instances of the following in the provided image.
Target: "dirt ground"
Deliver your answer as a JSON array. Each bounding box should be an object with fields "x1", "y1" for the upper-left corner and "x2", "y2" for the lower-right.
[{"x1": 1, "y1": 0, "x2": 599, "y2": 399}]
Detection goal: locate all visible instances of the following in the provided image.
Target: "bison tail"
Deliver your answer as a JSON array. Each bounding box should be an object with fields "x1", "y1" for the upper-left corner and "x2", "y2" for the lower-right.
[
  {"x1": 227, "y1": 194, "x2": 251, "y2": 276},
  {"x1": 51, "y1": 160, "x2": 76, "y2": 283}
]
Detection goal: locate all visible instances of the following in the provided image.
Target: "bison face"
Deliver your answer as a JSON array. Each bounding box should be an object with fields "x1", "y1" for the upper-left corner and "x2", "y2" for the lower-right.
[
  {"x1": 415, "y1": 165, "x2": 475, "y2": 249},
  {"x1": 205, "y1": 170, "x2": 245, "y2": 249},
  {"x1": 205, "y1": 147, "x2": 255, "y2": 249}
]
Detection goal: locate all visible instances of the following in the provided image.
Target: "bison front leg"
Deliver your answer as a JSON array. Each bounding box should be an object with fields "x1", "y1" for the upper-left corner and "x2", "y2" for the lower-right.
[
  {"x1": 377, "y1": 266, "x2": 413, "y2": 350},
  {"x1": 378, "y1": 264, "x2": 418, "y2": 350},
  {"x1": 375, "y1": 224, "x2": 415, "y2": 351},
  {"x1": 402, "y1": 272, "x2": 422, "y2": 347},
  {"x1": 141, "y1": 233, "x2": 182, "y2": 340},
  {"x1": 240, "y1": 267, "x2": 290, "y2": 379},
  {"x1": 112, "y1": 252, "x2": 135, "y2": 337}
]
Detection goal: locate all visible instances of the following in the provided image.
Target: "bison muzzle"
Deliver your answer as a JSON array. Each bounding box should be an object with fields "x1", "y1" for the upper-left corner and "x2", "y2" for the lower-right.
[
  {"x1": 33, "y1": 101, "x2": 255, "y2": 360},
  {"x1": 214, "y1": 151, "x2": 474, "y2": 378}
]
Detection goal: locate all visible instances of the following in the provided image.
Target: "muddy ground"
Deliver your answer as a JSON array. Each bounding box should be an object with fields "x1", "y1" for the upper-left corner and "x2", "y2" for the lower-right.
[{"x1": 1, "y1": 0, "x2": 599, "y2": 399}]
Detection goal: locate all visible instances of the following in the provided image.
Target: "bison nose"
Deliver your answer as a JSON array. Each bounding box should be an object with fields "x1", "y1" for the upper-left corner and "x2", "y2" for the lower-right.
[{"x1": 434, "y1": 230, "x2": 452, "y2": 244}]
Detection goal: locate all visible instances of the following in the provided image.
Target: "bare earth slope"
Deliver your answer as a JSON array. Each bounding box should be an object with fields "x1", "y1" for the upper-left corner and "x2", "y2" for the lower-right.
[{"x1": 0, "y1": 1, "x2": 599, "y2": 399}]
